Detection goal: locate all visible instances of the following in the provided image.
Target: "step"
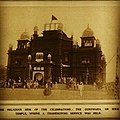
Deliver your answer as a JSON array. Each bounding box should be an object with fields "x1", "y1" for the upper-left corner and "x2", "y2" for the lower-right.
[{"x1": 52, "y1": 84, "x2": 98, "y2": 91}]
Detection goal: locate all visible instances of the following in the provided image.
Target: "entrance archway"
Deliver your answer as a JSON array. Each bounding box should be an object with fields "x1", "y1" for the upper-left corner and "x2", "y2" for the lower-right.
[{"x1": 34, "y1": 73, "x2": 44, "y2": 85}]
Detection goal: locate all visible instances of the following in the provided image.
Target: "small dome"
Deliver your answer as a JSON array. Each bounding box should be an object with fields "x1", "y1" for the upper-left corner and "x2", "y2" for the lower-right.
[
  {"x1": 9, "y1": 44, "x2": 13, "y2": 50},
  {"x1": 20, "y1": 31, "x2": 30, "y2": 40},
  {"x1": 96, "y1": 39, "x2": 100, "y2": 44},
  {"x1": 82, "y1": 25, "x2": 94, "y2": 37},
  {"x1": 34, "y1": 26, "x2": 39, "y2": 31}
]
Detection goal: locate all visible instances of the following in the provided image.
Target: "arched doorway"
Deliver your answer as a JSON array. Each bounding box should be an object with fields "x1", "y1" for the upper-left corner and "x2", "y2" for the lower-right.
[{"x1": 34, "y1": 73, "x2": 44, "y2": 85}]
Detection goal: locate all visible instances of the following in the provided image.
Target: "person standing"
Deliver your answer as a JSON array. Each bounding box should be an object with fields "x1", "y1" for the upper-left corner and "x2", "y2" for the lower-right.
[
  {"x1": 12, "y1": 79, "x2": 15, "y2": 89},
  {"x1": 54, "y1": 82, "x2": 58, "y2": 89},
  {"x1": 73, "y1": 81, "x2": 76, "y2": 90},
  {"x1": 23, "y1": 80, "x2": 26, "y2": 88},
  {"x1": 79, "y1": 82, "x2": 84, "y2": 96},
  {"x1": 93, "y1": 82, "x2": 97, "y2": 90},
  {"x1": 76, "y1": 82, "x2": 79, "y2": 90},
  {"x1": 50, "y1": 81, "x2": 52, "y2": 88},
  {"x1": 45, "y1": 83, "x2": 48, "y2": 88}
]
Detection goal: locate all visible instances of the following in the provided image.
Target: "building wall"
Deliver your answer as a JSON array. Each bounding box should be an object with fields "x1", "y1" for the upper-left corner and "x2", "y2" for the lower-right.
[{"x1": 7, "y1": 28, "x2": 106, "y2": 85}]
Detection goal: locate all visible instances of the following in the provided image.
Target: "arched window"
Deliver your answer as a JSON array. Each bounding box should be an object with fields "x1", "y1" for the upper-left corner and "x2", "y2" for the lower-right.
[
  {"x1": 28, "y1": 54, "x2": 32, "y2": 61},
  {"x1": 65, "y1": 56, "x2": 68, "y2": 62},
  {"x1": 27, "y1": 42, "x2": 30, "y2": 48},
  {"x1": 84, "y1": 40, "x2": 93, "y2": 47},
  {"x1": 47, "y1": 54, "x2": 52, "y2": 61},
  {"x1": 81, "y1": 57, "x2": 90, "y2": 64},
  {"x1": 36, "y1": 52, "x2": 43, "y2": 62}
]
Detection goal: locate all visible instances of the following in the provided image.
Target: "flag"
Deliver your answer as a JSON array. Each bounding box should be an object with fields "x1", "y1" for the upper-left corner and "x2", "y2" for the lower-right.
[{"x1": 51, "y1": 15, "x2": 58, "y2": 22}]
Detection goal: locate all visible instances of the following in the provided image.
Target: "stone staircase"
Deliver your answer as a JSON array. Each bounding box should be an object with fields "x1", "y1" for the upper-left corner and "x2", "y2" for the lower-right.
[
  {"x1": 53, "y1": 84, "x2": 99, "y2": 91},
  {"x1": 83, "y1": 85, "x2": 97, "y2": 91},
  {"x1": 52, "y1": 84, "x2": 115, "y2": 99}
]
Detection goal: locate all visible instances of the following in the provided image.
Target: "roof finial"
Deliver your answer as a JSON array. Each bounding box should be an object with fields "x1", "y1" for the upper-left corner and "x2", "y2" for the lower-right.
[
  {"x1": 34, "y1": 26, "x2": 39, "y2": 31},
  {"x1": 71, "y1": 33, "x2": 73, "y2": 39}
]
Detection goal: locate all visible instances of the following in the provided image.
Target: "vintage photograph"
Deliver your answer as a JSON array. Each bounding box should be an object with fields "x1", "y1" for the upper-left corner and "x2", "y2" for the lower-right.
[
  {"x1": 0, "y1": 1, "x2": 120, "y2": 119},
  {"x1": 0, "y1": 1, "x2": 119, "y2": 100}
]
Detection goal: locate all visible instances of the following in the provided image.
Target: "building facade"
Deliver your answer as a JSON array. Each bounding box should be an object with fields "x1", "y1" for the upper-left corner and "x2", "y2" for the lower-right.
[{"x1": 7, "y1": 22, "x2": 106, "y2": 86}]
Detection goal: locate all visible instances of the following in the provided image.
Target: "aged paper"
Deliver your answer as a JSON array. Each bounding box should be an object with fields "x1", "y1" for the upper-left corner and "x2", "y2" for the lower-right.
[{"x1": 0, "y1": 1, "x2": 120, "y2": 119}]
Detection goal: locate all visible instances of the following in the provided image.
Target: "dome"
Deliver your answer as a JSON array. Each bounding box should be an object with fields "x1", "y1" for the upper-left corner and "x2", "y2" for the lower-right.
[
  {"x1": 82, "y1": 25, "x2": 94, "y2": 37},
  {"x1": 33, "y1": 26, "x2": 39, "y2": 31},
  {"x1": 96, "y1": 39, "x2": 100, "y2": 44},
  {"x1": 20, "y1": 31, "x2": 30, "y2": 40}
]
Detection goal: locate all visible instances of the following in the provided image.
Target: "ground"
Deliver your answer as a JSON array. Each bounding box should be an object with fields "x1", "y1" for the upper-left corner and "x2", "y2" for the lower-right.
[{"x1": 0, "y1": 84, "x2": 115, "y2": 100}]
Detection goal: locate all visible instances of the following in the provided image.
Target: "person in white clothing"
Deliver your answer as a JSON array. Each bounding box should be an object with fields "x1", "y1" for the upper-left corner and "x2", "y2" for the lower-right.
[
  {"x1": 54, "y1": 82, "x2": 58, "y2": 89},
  {"x1": 45, "y1": 83, "x2": 48, "y2": 88},
  {"x1": 79, "y1": 82, "x2": 84, "y2": 96}
]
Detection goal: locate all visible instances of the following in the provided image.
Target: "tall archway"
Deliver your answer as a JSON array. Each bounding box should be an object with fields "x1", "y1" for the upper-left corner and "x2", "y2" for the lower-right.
[{"x1": 34, "y1": 73, "x2": 44, "y2": 85}]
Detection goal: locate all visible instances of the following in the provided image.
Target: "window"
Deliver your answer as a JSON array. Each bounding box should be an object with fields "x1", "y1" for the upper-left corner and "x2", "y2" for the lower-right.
[
  {"x1": 41, "y1": 67, "x2": 44, "y2": 70},
  {"x1": 36, "y1": 52, "x2": 43, "y2": 62},
  {"x1": 34, "y1": 67, "x2": 44, "y2": 71},
  {"x1": 112, "y1": 108, "x2": 119, "y2": 110},
  {"x1": 81, "y1": 58, "x2": 90, "y2": 64},
  {"x1": 14, "y1": 59, "x2": 22, "y2": 65},
  {"x1": 34, "y1": 67, "x2": 37, "y2": 70},
  {"x1": 27, "y1": 42, "x2": 30, "y2": 47},
  {"x1": 37, "y1": 67, "x2": 40, "y2": 70},
  {"x1": 64, "y1": 52, "x2": 69, "y2": 63},
  {"x1": 65, "y1": 56, "x2": 68, "y2": 62},
  {"x1": 84, "y1": 40, "x2": 93, "y2": 47},
  {"x1": 105, "y1": 108, "x2": 109, "y2": 110}
]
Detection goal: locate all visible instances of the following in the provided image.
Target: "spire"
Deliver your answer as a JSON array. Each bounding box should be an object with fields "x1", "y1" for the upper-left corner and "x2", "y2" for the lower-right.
[
  {"x1": 34, "y1": 26, "x2": 39, "y2": 32},
  {"x1": 71, "y1": 33, "x2": 73, "y2": 40},
  {"x1": 33, "y1": 26, "x2": 39, "y2": 35},
  {"x1": 32, "y1": 26, "x2": 39, "y2": 39}
]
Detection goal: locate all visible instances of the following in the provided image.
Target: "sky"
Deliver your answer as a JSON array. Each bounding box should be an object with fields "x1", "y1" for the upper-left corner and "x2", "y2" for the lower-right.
[{"x1": 0, "y1": 1, "x2": 120, "y2": 83}]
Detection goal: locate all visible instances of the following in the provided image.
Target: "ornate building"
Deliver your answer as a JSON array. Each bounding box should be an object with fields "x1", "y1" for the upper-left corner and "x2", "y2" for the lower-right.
[
  {"x1": 7, "y1": 21, "x2": 106, "y2": 86},
  {"x1": 72, "y1": 26, "x2": 106, "y2": 84}
]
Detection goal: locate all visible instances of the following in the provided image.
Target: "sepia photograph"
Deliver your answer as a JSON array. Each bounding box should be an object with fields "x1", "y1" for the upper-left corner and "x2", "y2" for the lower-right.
[{"x1": 0, "y1": 1, "x2": 120, "y2": 119}]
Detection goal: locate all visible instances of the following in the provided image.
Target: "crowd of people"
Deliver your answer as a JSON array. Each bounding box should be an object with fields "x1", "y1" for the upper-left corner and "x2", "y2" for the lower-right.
[
  {"x1": 7, "y1": 79, "x2": 40, "y2": 89},
  {"x1": 45, "y1": 77, "x2": 85, "y2": 96},
  {"x1": 6, "y1": 77, "x2": 101, "y2": 97}
]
